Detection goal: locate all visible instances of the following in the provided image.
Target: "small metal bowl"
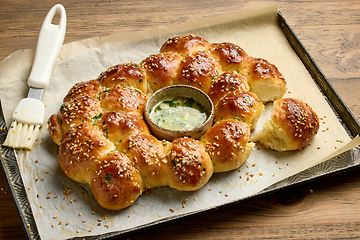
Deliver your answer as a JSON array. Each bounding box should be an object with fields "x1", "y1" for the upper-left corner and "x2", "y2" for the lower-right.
[{"x1": 144, "y1": 85, "x2": 214, "y2": 141}]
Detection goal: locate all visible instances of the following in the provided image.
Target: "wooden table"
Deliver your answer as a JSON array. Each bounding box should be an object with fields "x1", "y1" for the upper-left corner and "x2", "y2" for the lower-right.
[{"x1": 1, "y1": 0, "x2": 360, "y2": 239}]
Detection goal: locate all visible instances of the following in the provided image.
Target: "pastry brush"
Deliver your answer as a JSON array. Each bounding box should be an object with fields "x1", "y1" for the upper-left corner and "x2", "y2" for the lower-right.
[{"x1": 3, "y1": 4, "x2": 66, "y2": 150}]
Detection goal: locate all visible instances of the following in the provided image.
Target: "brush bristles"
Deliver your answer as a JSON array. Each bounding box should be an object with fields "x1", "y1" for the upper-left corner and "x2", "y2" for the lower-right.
[{"x1": 3, "y1": 120, "x2": 41, "y2": 150}]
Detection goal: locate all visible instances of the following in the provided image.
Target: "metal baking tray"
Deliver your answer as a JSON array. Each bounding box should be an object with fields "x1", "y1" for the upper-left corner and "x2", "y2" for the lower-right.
[{"x1": 1, "y1": 11, "x2": 359, "y2": 240}]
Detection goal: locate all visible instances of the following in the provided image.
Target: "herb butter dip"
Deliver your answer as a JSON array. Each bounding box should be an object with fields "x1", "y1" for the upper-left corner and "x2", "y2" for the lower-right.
[{"x1": 149, "y1": 96, "x2": 208, "y2": 131}]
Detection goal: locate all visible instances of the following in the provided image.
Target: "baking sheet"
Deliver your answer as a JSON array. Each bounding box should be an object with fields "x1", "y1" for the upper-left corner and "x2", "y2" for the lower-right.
[{"x1": 0, "y1": 6, "x2": 359, "y2": 240}]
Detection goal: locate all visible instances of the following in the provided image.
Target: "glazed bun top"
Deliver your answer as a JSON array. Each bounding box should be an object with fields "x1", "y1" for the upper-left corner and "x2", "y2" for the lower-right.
[
  {"x1": 174, "y1": 51, "x2": 220, "y2": 93},
  {"x1": 89, "y1": 152, "x2": 143, "y2": 210},
  {"x1": 141, "y1": 52, "x2": 183, "y2": 92},
  {"x1": 98, "y1": 62, "x2": 148, "y2": 94},
  {"x1": 208, "y1": 42, "x2": 249, "y2": 72},
  {"x1": 166, "y1": 137, "x2": 213, "y2": 191},
  {"x1": 213, "y1": 90, "x2": 264, "y2": 130},
  {"x1": 208, "y1": 71, "x2": 250, "y2": 106},
  {"x1": 240, "y1": 57, "x2": 286, "y2": 103},
  {"x1": 63, "y1": 79, "x2": 102, "y2": 103},
  {"x1": 273, "y1": 98, "x2": 320, "y2": 148},
  {"x1": 251, "y1": 98, "x2": 319, "y2": 151},
  {"x1": 160, "y1": 34, "x2": 211, "y2": 57}
]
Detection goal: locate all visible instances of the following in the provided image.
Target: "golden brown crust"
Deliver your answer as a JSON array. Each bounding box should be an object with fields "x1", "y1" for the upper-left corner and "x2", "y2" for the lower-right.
[
  {"x1": 48, "y1": 114, "x2": 63, "y2": 145},
  {"x1": 273, "y1": 98, "x2": 319, "y2": 149},
  {"x1": 48, "y1": 95, "x2": 102, "y2": 145},
  {"x1": 120, "y1": 133, "x2": 169, "y2": 190},
  {"x1": 208, "y1": 42, "x2": 249, "y2": 72},
  {"x1": 160, "y1": 34, "x2": 211, "y2": 57},
  {"x1": 242, "y1": 57, "x2": 284, "y2": 83},
  {"x1": 99, "y1": 86, "x2": 147, "y2": 117},
  {"x1": 58, "y1": 123, "x2": 115, "y2": 184},
  {"x1": 240, "y1": 57, "x2": 286, "y2": 102},
  {"x1": 90, "y1": 152, "x2": 143, "y2": 210},
  {"x1": 207, "y1": 72, "x2": 249, "y2": 106},
  {"x1": 141, "y1": 52, "x2": 183, "y2": 92},
  {"x1": 174, "y1": 51, "x2": 219, "y2": 93},
  {"x1": 59, "y1": 95, "x2": 102, "y2": 130},
  {"x1": 200, "y1": 119, "x2": 253, "y2": 173},
  {"x1": 167, "y1": 137, "x2": 213, "y2": 191},
  {"x1": 98, "y1": 112, "x2": 150, "y2": 144},
  {"x1": 250, "y1": 98, "x2": 319, "y2": 151},
  {"x1": 213, "y1": 90, "x2": 264, "y2": 130},
  {"x1": 63, "y1": 79, "x2": 103, "y2": 103},
  {"x1": 97, "y1": 63, "x2": 148, "y2": 94}
]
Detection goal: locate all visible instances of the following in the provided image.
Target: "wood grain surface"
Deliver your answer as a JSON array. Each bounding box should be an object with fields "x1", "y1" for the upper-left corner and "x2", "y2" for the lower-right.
[{"x1": 1, "y1": 0, "x2": 360, "y2": 239}]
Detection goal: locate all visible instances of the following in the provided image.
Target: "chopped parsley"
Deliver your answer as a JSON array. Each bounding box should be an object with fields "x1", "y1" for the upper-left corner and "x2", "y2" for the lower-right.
[{"x1": 105, "y1": 173, "x2": 113, "y2": 181}]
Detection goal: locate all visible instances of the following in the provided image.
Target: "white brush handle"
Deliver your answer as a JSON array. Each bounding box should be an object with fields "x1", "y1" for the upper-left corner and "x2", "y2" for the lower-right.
[{"x1": 28, "y1": 4, "x2": 66, "y2": 89}]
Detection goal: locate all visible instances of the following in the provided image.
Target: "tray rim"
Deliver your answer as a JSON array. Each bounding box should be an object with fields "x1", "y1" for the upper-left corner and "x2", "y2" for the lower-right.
[{"x1": 0, "y1": 10, "x2": 359, "y2": 240}]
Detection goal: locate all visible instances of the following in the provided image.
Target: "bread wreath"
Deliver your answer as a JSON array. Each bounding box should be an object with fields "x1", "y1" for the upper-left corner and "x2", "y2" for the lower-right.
[{"x1": 48, "y1": 34, "x2": 318, "y2": 210}]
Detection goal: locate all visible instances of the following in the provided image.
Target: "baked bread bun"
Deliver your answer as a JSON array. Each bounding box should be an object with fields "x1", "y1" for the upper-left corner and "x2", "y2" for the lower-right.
[
  {"x1": 63, "y1": 79, "x2": 102, "y2": 103},
  {"x1": 200, "y1": 119, "x2": 254, "y2": 173},
  {"x1": 58, "y1": 123, "x2": 115, "y2": 184},
  {"x1": 240, "y1": 57, "x2": 286, "y2": 103},
  {"x1": 167, "y1": 137, "x2": 213, "y2": 191},
  {"x1": 120, "y1": 133, "x2": 170, "y2": 190},
  {"x1": 99, "y1": 86, "x2": 147, "y2": 116},
  {"x1": 174, "y1": 51, "x2": 220, "y2": 93},
  {"x1": 48, "y1": 95, "x2": 102, "y2": 145},
  {"x1": 98, "y1": 111, "x2": 150, "y2": 145},
  {"x1": 251, "y1": 98, "x2": 320, "y2": 151},
  {"x1": 97, "y1": 62, "x2": 148, "y2": 94},
  {"x1": 90, "y1": 152, "x2": 143, "y2": 210},
  {"x1": 142, "y1": 52, "x2": 183, "y2": 92},
  {"x1": 208, "y1": 42, "x2": 249, "y2": 72},
  {"x1": 160, "y1": 34, "x2": 211, "y2": 57},
  {"x1": 207, "y1": 72, "x2": 249, "y2": 106},
  {"x1": 213, "y1": 90, "x2": 264, "y2": 130}
]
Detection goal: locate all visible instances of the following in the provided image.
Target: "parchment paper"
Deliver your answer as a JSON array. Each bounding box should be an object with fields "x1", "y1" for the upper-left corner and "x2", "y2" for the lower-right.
[{"x1": 1, "y1": 6, "x2": 359, "y2": 239}]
